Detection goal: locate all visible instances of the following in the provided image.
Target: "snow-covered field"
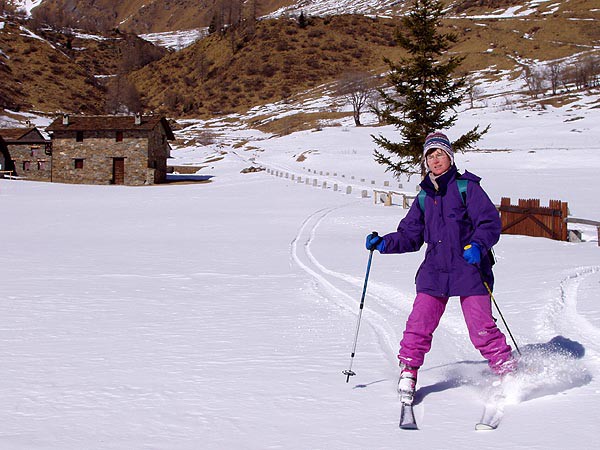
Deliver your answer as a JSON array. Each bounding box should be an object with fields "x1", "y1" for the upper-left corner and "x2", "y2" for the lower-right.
[{"x1": 2, "y1": 78, "x2": 600, "y2": 448}]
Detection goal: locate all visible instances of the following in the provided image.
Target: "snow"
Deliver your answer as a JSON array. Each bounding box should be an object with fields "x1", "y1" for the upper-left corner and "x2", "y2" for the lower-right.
[
  {"x1": 140, "y1": 29, "x2": 207, "y2": 51},
  {"x1": 267, "y1": 0, "x2": 401, "y2": 18},
  {"x1": 1, "y1": 68, "x2": 600, "y2": 449},
  {"x1": 72, "y1": 31, "x2": 115, "y2": 42},
  {"x1": 11, "y1": 0, "x2": 43, "y2": 17}
]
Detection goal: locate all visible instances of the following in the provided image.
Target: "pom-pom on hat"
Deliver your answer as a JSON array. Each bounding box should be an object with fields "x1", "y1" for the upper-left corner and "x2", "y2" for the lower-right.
[{"x1": 423, "y1": 132, "x2": 454, "y2": 168}]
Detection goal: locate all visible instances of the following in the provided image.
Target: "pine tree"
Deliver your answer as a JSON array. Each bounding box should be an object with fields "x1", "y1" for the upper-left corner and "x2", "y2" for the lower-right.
[{"x1": 372, "y1": 0, "x2": 488, "y2": 178}]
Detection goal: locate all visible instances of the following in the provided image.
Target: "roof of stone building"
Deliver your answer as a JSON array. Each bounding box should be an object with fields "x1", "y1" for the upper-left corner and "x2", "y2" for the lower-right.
[
  {"x1": 46, "y1": 115, "x2": 175, "y2": 140},
  {"x1": 0, "y1": 127, "x2": 48, "y2": 143}
]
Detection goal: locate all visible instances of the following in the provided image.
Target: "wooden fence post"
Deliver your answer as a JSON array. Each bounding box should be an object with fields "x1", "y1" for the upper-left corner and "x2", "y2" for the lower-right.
[{"x1": 384, "y1": 193, "x2": 392, "y2": 206}]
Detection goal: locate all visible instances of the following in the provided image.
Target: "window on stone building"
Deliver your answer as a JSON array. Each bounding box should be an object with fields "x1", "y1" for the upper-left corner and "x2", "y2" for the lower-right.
[
  {"x1": 116, "y1": 131, "x2": 123, "y2": 142},
  {"x1": 74, "y1": 159, "x2": 84, "y2": 169},
  {"x1": 23, "y1": 161, "x2": 31, "y2": 171},
  {"x1": 76, "y1": 131, "x2": 84, "y2": 142},
  {"x1": 38, "y1": 161, "x2": 47, "y2": 170}
]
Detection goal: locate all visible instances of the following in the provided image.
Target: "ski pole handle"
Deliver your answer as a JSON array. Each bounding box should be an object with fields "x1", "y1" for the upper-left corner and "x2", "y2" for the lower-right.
[{"x1": 367, "y1": 231, "x2": 379, "y2": 252}]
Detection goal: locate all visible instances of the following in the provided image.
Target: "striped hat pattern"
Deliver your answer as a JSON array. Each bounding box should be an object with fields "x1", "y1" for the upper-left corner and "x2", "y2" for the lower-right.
[{"x1": 423, "y1": 132, "x2": 454, "y2": 168}]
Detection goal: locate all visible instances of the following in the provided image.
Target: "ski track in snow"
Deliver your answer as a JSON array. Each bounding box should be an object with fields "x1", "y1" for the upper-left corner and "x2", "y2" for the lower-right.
[
  {"x1": 291, "y1": 203, "x2": 600, "y2": 423},
  {"x1": 291, "y1": 204, "x2": 403, "y2": 369},
  {"x1": 543, "y1": 266, "x2": 600, "y2": 367},
  {"x1": 291, "y1": 204, "x2": 481, "y2": 375},
  {"x1": 474, "y1": 265, "x2": 600, "y2": 417}
]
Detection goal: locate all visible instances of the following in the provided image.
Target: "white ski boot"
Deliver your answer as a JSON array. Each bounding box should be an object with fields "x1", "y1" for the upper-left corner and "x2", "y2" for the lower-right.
[{"x1": 397, "y1": 364, "x2": 418, "y2": 405}]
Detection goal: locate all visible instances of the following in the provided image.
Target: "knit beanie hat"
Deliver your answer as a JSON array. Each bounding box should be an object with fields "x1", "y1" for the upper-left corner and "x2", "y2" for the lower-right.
[{"x1": 423, "y1": 132, "x2": 454, "y2": 168}]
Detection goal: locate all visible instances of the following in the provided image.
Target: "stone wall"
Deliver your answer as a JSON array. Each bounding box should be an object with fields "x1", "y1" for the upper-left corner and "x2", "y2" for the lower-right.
[
  {"x1": 148, "y1": 129, "x2": 169, "y2": 184},
  {"x1": 50, "y1": 129, "x2": 168, "y2": 185},
  {"x1": 7, "y1": 143, "x2": 51, "y2": 181}
]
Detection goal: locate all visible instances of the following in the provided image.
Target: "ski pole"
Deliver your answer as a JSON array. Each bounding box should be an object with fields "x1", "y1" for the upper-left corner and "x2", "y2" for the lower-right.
[
  {"x1": 481, "y1": 277, "x2": 521, "y2": 356},
  {"x1": 464, "y1": 244, "x2": 522, "y2": 356},
  {"x1": 343, "y1": 232, "x2": 378, "y2": 383}
]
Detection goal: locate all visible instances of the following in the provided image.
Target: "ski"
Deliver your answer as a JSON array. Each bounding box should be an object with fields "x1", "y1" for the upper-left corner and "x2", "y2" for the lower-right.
[
  {"x1": 399, "y1": 402, "x2": 418, "y2": 430},
  {"x1": 397, "y1": 369, "x2": 418, "y2": 430},
  {"x1": 476, "y1": 383, "x2": 507, "y2": 430},
  {"x1": 475, "y1": 402, "x2": 503, "y2": 430}
]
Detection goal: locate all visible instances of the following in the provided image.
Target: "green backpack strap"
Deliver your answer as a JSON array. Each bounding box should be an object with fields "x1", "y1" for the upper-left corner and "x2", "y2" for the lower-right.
[
  {"x1": 418, "y1": 179, "x2": 468, "y2": 212},
  {"x1": 456, "y1": 179, "x2": 468, "y2": 205},
  {"x1": 417, "y1": 189, "x2": 426, "y2": 212}
]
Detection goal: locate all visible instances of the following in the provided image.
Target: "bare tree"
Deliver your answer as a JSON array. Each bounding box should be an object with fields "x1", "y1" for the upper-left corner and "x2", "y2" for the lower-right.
[
  {"x1": 522, "y1": 65, "x2": 545, "y2": 98},
  {"x1": 105, "y1": 75, "x2": 142, "y2": 114},
  {"x1": 582, "y1": 55, "x2": 600, "y2": 88},
  {"x1": 560, "y1": 64, "x2": 576, "y2": 91},
  {"x1": 337, "y1": 71, "x2": 377, "y2": 126},
  {"x1": 572, "y1": 59, "x2": 588, "y2": 90},
  {"x1": 464, "y1": 74, "x2": 483, "y2": 108},
  {"x1": 546, "y1": 62, "x2": 563, "y2": 95}
]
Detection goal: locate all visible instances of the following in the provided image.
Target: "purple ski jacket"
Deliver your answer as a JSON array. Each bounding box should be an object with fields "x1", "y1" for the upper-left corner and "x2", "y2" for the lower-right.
[{"x1": 381, "y1": 166, "x2": 501, "y2": 297}]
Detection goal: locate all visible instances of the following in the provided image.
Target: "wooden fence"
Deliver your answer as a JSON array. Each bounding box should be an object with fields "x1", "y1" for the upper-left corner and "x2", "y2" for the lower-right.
[{"x1": 499, "y1": 197, "x2": 569, "y2": 241}]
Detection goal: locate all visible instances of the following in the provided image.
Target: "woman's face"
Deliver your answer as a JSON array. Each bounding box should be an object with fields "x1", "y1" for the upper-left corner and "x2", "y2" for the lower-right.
[{"x1": 426, "y1": 149, "x2": 451, "y2": 176}]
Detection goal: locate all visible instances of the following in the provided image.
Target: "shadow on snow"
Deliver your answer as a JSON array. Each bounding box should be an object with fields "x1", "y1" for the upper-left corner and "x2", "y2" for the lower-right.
[{"x1": 413, "y1": 335, "x2": 590, "y2": 406}]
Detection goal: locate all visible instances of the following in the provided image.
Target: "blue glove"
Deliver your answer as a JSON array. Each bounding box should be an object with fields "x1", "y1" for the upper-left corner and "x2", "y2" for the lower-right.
[
  {"x1": 463, "y1": 242, "x2": 481, "y2": 264},
  {"x1": 366, "y1": 232, "x2": 385, "y2": 253}
]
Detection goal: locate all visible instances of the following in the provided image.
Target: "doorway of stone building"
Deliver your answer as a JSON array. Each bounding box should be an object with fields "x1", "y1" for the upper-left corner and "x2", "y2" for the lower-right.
[{"x1": 113, "y1": 157, "x2": 125, "y2": 185}]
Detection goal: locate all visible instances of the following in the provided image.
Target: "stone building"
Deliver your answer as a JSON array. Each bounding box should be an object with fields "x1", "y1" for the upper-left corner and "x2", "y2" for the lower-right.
[
  {"x1": 0, "y1": 127, "x2": 50, "y2": 180},
  {"x1": 0, "y1": 136, "x2": 12, "y2": 176},
  {"x1": 46, "y1": 114, "x2": 175, "y2": 185}
]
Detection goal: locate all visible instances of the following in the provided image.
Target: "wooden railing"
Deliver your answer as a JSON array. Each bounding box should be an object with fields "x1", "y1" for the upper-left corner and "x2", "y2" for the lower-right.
[
  {"x1": 265, "y1": 168, "x2": 598, "y2": 246},
  {"x1": 566, "y1": 217, "x2": 600, "y2": 246}
]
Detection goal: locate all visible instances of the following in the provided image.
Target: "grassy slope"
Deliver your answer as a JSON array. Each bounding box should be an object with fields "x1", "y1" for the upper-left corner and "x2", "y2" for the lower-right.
[
  {"x1": 1, "y1": 0, "x2": 598, "y2": 119},
  {"x1": 130, "y1": 15, "x2": 403, "y2": 117},
  {"x1": 0, "y1": 21, "x2": 104, "y2": 113}
]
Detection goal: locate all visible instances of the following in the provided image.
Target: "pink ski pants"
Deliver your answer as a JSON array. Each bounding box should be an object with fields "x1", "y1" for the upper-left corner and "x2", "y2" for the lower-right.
[{"x1": 398, "y1": 292, "x2": 514, "y2": 375}]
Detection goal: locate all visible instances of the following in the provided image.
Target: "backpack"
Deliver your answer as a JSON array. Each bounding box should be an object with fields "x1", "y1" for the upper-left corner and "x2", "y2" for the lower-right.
[{"x1": 416, "y1": 178, "x2": 495, "y2": 266}]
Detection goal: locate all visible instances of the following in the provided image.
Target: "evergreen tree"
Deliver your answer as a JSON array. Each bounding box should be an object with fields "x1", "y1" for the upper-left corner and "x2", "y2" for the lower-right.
[
  {"x1": 298, "y1": 11, "x2": 307, "y2": 29},
  {"x1": 372, "y1": 0, "x2": 488, "y2": 178}
]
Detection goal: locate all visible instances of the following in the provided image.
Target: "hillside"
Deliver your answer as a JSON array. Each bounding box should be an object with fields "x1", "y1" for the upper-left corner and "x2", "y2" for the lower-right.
[
  {"x1": 129, "y1": 7, "x2": 600, "y2": 118},
  {"x1": 0, "y1": 20, "x2": 105, "y2": 113},
  {"x1": 25, "y1": 0, "x2": 600, "y2": 34},
  {"x1": 129, "y1": 15, "x2": 402, "y2": 117},
  {"x1": 1, "y1": 1, "x2": 599, "y2": 121},
  {"x1": 29, "y1": 0, "x2": 298, "y2": 33},
  {"x1": 0, "y1": 18, "x2": 167, "y2": 113}
]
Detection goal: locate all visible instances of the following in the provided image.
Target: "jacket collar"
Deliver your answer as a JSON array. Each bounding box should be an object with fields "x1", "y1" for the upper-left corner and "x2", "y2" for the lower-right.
[{"x1": 420, "y1": 165, "x2": 459, "y2": 196}]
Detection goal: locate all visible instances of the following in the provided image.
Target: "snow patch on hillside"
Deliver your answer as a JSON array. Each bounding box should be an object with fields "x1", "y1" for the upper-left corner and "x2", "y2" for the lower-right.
[
  {"x1": 140, "y1": 28, "x2": 208, "y2": 50},
  {"x1": 11, "y1": 0, "x2": 43, "y2": 17}
]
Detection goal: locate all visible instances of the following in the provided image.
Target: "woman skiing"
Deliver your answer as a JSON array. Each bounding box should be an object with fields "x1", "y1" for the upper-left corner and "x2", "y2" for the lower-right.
[{"x1": 365, "y1": 131, "x2": 517, "y2": 405}]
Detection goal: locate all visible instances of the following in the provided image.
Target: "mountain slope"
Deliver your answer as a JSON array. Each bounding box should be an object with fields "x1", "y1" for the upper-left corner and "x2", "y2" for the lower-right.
[
  {"x1": 29, "y1": 0, "x2": 298, "y2": 33},
  {"x1": 129, "y1": 15, "x2": 402, "y2": 117},
  {"x1": 0, "y1": 20, "x2": 104, "y2": 113},
  {"x1": 2, "y1": 1, "x2": 599, "y2": 119},
  {"x1": 129, "y1": 8, "x2": 600, "y2": 118},
  {"x1": 0, "y1": 18, "x2": 167, "y2": 113}
]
